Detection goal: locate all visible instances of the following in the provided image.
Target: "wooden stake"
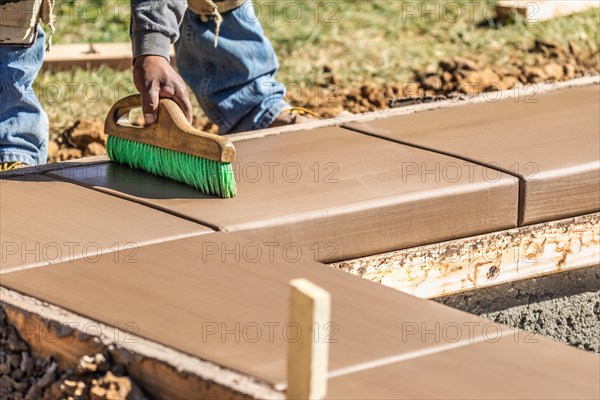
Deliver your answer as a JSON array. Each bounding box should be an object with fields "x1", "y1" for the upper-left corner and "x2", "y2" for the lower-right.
[{"x1": 287, "y1": 279, "x2": 331, "y2": 400}]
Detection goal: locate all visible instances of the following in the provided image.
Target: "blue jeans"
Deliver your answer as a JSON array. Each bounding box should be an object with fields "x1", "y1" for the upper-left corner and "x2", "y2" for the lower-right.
[
  {"x1": 175, "y1": 1, "x2": 289, "y2": 134},
  {"x1": 1, "y1": 2, "x2": 287, "y2": 164},
  {"x1": 0, "y1": 26, "x2": 48, "y2": 165}
]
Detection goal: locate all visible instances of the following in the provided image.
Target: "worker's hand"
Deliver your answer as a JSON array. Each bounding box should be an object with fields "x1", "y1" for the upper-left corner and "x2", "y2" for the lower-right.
[{"x1": 133, "y1": 55, "x2": 193, "y2": 125}]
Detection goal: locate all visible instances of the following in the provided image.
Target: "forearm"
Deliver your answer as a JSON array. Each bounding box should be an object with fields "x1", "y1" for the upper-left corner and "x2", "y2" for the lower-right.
[{"x1": 130, "y1": 0, "x2": 187, "y2": 61}]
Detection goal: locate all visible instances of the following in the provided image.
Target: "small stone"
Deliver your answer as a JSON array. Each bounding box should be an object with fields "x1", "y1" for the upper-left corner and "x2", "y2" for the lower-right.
[
  {"x1": 61, "y1": 379, "x2": 86, "y2": 397},
  {"x1": 568, "y1": 40, "x2": 582, "y2": 58},
  {"x1": 498, "y1": 75, "x2": 519, "y2": 90},
  {"x1": 441, "y1": 71, "x2": 453, "y2": 84},
  {"x1": 422, "y1": 63, "x2": 438, "y2": 76},
  {"x1": 564, "y1": 64, "x2": 576, "y2": 79},
  {"x1": 83, "y1": 142, "x2": 106, "y2": 157},
  {"x1": 522, "y1": 65, "x2": 547, "y2": 83},
  {"x1": 46, "y1": 380, "x2": 63, "y2": 399},
  {"x1": 89, "y1": 372, "x2": 146, "y2": 400},
  {"x1": 543, "y1": 62, "x2": 564, "y2": 81},
  {"x1": 360, "y1": 84, "x2": 376, "y2": 98},
  {"x1": 420, "y1": 75, "x2": 443, "y2": 91},
  {"x1": 34, "y1": 362, "x2": 57, "y2": 390},
  {"x1": 7, "y1": 326, "x2": 28, "y2": 352},
  {"x1": 439, "y1": 57, "x2": 457, "y2": 72},
  {"x1": 57, "y1": 148, "x2": 83, "y2": 161},
  {"x1": 67, "y1": 119, "x2": 106, "y2": 149},
  {"x1": 0, "y1": 375, "x2": 13, "y2": 390},
  {"x1": 20, "y1": 352, "x2": 32, "y2": 374},
  {"x1": 457, "y1": 69, "x2": 500, "y2": 94},
  {"x1": 77, "y1": 353, "x2": 109, "y2": 375},
  {"x1": 454, "y1": 57, "x2": 480, "y2": 72},
  {"x1": 7, "y1": 353, "x2": 21, "y2": 369},
  {"x1": 12, "y1": 379, "x2": 28, "y2": 392},
  {"x1": 47, "y1": 141, "x2": 59, "y2": 159},
  {"x1": 11, "y1": 368, "x2": 23, "y2": 380}
]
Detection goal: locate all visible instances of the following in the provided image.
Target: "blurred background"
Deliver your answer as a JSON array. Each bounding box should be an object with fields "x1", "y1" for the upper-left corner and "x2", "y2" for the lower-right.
[{"x1": 39, "y1": 0, "x2": 600, "y2": 162}]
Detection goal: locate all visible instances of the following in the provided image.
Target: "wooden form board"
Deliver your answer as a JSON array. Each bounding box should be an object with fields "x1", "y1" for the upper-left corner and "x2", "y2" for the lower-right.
[
  {"x1": 496, "y1": 1, "x2": 599, "y2": 22},
  {"x1": 332, "y1": 213, "x2": 600, "y2": 299}
]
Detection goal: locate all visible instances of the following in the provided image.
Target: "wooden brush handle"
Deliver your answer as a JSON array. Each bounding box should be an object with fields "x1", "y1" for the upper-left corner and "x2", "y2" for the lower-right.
[{"x1": 105, "y1": 94, "x2": 236, "y2": 163}]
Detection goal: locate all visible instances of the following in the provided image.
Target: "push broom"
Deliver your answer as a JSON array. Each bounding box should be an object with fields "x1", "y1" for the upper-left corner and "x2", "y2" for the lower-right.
[{"x1": 104, "y1": 94, "x2": 237, "y2": 198}]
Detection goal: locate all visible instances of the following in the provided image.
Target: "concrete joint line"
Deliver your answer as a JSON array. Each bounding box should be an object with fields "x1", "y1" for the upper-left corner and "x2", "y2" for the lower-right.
[{"x1": 0, "y1": 231, "x2": 207, "y2": 276}]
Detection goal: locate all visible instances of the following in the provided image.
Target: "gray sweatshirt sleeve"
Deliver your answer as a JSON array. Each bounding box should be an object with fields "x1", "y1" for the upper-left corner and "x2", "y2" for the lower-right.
[{"x1": 130, "y1": 0, "x2": 188, "y2": 61}]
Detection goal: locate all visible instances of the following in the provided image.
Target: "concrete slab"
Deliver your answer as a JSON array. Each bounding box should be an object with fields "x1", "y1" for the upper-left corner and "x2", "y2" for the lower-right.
[
  {"x1": 0, "y1": 232, "x2": 510, "y2": 387},
  {"x1": 326, "y1": 331, "x2": 600, "y2": 399},
  {"x1": 47, "y1": 127, "x2": 518, "y2": 262},
  {"x1": 345, "y1": 85, "x2": 600, "y2": 225},
  {"x1": 0, "y1": 175, "x2": 212, "y2": 272}
]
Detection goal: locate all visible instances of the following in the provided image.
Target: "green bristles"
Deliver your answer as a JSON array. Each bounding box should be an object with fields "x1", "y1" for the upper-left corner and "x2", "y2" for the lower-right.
[{"x1": 106, "y1": 135, "x2": 236, "y2": 198}]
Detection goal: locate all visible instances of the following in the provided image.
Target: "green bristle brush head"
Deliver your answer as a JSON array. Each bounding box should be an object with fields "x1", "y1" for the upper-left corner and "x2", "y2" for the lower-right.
[{"x1": 106, "y1": 135, "x2": 237, "y2": 198}]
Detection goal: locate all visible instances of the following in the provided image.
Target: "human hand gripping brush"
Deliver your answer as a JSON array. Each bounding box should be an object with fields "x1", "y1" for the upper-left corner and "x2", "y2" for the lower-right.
[{"x1": 104, "y1": 95, "x2": 237, "y2": 198}]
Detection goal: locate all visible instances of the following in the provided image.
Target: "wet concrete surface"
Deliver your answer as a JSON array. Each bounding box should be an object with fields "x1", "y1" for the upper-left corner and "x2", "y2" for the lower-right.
[
  {"x1": 437, "y1": 265, "x2": 600, "y2": 352},
  {"x1": 346, "y1": 85, "x2": 600, "y2": 225}
]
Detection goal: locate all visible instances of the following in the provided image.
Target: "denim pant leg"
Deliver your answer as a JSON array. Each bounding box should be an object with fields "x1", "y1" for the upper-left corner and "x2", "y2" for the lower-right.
[
  {"x1": 175, "y1": 1, "x2": 289, "y2": 134},
  {"x1": 0, "y1": 26, "x2": 48, "y2": 165}
]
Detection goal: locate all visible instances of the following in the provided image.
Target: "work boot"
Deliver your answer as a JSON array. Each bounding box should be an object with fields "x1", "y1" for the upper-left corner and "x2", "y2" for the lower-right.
[
  {"x1": 0, "y1": 162, "x2": 29, "y2": 172},
  {"x1": 269, "y1": 107, "x2": 320, "y2": 128}
]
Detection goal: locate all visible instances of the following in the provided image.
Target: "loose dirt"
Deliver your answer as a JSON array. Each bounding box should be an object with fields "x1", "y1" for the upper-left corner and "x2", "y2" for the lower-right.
[
  {"x1": 47, "y1": 39, "x2": 600, "y2": 163},
  {"x1": 0, "y1": 308, "x2": 146, "y2": 400}
]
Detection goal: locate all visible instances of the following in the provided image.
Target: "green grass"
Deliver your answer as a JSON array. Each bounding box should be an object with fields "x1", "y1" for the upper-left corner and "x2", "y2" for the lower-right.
[
  {"x1": 36, "y1": 66, "x2": 136, "y2": 136},
  {"x1": 50, "y1": 0, "x2": 131, "y2": 43},
  {"x1": 39, "y1": 0, "x2": 599, "y2": 135},
  {"x1": 258, "y1": 0, "x2": 599, "y2": 86}
]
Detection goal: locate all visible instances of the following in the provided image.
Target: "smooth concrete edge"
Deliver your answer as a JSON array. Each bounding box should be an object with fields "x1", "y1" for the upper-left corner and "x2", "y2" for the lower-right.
[
  {"x1": 0, "y1": 287, "x2": 283, "y2": 400},
  {"x1": 0, "y1": 156, "x2": 110, "y2": 178},
  {"x1": 331, "y1": 213, "x2": 600, "y2": 299},
  {"x1": 41, "y1": 169, "x2": 225, "y2": 232},
  {"x1": 0, "y1": 230, "x2": 212, "y2": 276}
]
